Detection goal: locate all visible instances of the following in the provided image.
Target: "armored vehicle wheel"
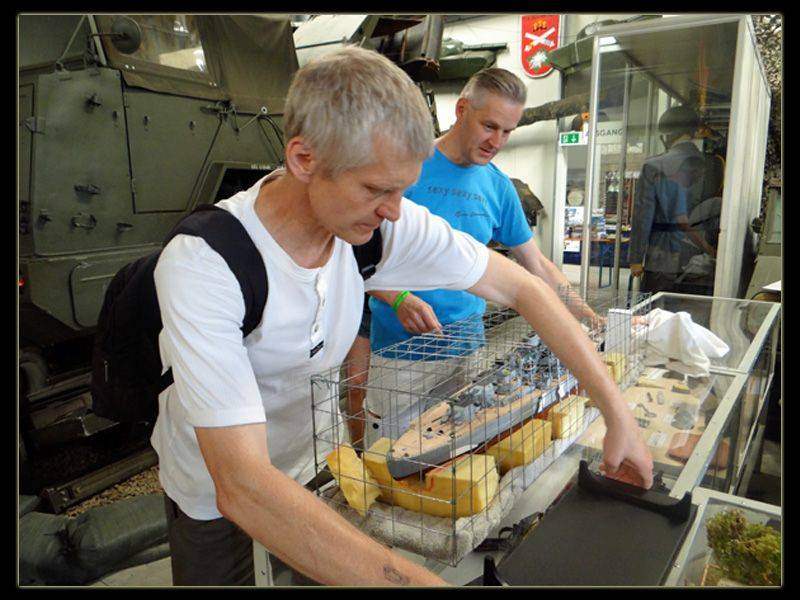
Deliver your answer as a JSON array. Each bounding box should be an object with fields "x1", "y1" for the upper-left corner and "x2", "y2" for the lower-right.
[{"x1": 20, "y1": 348, "x2": 48, "y2": 396}]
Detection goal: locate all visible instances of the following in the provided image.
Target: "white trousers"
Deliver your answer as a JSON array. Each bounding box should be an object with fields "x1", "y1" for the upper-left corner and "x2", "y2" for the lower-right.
[{"x1": 363, "y1": 351, "x2": 482, "y2": 449}]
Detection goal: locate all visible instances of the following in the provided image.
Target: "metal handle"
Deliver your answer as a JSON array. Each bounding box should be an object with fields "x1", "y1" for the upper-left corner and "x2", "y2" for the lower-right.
[
  {"x1": 71, "y1": 213, "x2": 97, "y2": 229},
  {"x1": 74, "y1": 184, "x2": 101, "y2": 195},
  {"x1": 116, "y1": 222, "x2": 134, "y2": 232},
  {"x1": 578, "y1": 460, "x2": 692, "y2": 522}
]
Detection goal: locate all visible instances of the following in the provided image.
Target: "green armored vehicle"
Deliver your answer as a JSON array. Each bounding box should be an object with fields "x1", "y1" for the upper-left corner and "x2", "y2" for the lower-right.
[
  {"x1": 18, "y1": 15, "x2": 298, "y2": 459},
  {"x1": 18, "y1": 14, "x2": 450, "y2": 455}
]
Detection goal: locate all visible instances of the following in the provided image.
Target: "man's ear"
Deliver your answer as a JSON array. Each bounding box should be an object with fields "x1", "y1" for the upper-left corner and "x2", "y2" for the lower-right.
[
  {"x1": 455, "y1": 97, "x2": 469, "y2": 121},
  {"x1": 284, "y1": 137, "x2": 318, "y2": 183}
]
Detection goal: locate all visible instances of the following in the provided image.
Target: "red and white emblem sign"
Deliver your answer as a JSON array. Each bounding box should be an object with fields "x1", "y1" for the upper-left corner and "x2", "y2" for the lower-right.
[{"x1": 521, "y1": 15, "x2": 560, "y2": 78}]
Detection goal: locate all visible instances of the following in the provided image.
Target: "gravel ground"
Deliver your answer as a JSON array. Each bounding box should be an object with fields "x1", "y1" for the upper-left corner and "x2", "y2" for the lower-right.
[{"x1": 65, "y1": 465, "x2": 163, "y2": 517}]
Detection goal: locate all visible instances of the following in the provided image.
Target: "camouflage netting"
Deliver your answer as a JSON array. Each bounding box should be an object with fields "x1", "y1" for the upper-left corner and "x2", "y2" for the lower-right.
[{"x1": 753, "y1": 15, "x2": 782, "y2": 221}]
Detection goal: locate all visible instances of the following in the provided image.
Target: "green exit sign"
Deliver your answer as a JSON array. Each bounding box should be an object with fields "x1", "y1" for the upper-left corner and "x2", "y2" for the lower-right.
[{"x1": 559, "y1": 131, "x2": 588, "y2": 146}]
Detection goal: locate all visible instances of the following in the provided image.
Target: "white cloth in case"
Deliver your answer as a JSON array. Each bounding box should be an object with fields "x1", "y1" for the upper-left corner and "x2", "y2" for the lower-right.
[{"x1": 639, "y1": 308, "x2": 729, "y2": 377}]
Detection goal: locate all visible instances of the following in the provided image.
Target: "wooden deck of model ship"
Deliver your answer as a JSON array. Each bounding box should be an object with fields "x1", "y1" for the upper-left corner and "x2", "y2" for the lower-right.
[{"x1": 386, "y1": 341, "x2": 578, "y2": 478}]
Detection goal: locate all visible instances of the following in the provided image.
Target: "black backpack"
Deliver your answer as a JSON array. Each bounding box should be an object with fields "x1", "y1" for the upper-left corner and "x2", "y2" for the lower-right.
[{"x1": 90, "y1": 204, "x2": 383, "y2": 424}]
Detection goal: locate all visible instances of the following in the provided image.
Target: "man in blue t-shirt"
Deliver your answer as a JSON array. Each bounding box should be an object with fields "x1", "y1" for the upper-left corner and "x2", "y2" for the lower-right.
[{"x1": 359, "y1": 68, "x2": 601, "y2": 445}]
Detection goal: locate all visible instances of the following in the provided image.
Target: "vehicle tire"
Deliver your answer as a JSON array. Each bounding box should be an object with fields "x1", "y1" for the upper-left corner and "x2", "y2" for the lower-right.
[{"x1": 20, "y1": 348, "x2": 48, "y2": 395}]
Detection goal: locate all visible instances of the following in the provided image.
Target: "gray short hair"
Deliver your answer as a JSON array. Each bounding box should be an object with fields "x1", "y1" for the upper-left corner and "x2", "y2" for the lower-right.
[
  {"x1": 284, "y1": 47, "x2": 434, "y2": 177},
  {"x1": 460, "y1": 68, "x2": 527, "y2": 107}
]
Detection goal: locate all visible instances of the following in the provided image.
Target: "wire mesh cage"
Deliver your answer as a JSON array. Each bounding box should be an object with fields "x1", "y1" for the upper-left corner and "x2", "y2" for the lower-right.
[{"x1": 310, "y1": 286, "x2": 652, "y2": 566}]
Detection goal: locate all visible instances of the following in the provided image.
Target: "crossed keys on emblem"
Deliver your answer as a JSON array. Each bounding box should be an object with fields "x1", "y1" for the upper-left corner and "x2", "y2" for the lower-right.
[{"x1": 524, "y1": 27, "x2": 556, "y2": 52}]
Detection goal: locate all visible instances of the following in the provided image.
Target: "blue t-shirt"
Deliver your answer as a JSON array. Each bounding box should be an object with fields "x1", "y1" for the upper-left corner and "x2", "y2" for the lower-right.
[{"x1": 370, "y1": 148, "x2": 533, "y2": 359}]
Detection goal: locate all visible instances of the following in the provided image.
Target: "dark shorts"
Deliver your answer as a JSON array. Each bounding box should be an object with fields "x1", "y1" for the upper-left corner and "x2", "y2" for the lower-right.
[
  {"x1": 358, "y1": 294, "x2": 371, "y2": 339},
  {"x1": 164, "y1": 495, "x2": 318, "y2": 586},
  {"x1": 164, "y1": 495, "x2": 255, "y2": 586}
]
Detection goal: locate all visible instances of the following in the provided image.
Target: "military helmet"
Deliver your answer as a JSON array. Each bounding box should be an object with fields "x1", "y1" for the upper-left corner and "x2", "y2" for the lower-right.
[{"x1": 658, "y1": 105, "x2": 700, "y2": 136}]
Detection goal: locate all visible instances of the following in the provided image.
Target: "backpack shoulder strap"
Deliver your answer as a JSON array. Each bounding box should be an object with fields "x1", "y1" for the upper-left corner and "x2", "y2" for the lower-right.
[
  {"x1": 166, "y1": 205, "x2": 267, "y2": 337},
  {"x1": 352, "y1": 228, "x2": 383, "y2": 281},
  {"x1": 165, "y1": 206, "x2": 381, "y2": 337}
]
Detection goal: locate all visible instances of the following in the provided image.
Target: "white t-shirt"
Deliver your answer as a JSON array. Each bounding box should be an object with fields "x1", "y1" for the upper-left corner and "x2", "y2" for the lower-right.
[{"x1": 151, "y1": 176, "x2": 489, "y2": 520}]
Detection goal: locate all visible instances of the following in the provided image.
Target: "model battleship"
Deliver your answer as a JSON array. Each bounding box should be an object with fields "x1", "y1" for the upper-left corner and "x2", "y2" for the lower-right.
[{"x1": 386, "y1": 335, "x2": 578, "y2": 478}]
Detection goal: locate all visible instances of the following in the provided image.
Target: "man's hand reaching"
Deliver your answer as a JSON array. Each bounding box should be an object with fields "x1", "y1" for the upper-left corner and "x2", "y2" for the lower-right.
[
  {"x1": 600, "y1": 411, "x2": 654, "y2": 489},
  {"x1": 395, "y1": 293, "x2": 442, "y2": 335}
]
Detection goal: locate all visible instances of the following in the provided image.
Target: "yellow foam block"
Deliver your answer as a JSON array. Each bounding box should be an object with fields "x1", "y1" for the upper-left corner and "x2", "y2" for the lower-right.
[
  {"x1": 636, "y1": 380, "x2": 667, "y2": 389},
  {"x1": 326, "y1": 446, "x2": 381, "y2": 517},
  {"x1": 548, "y1": 395, "x2": 587, "y2": 439},
  {"x1": 363, "y1": 438, "x2": 499, "y2": 518},
  {"x1": 603, "y1": 352, "x2": 627, "y2": 383},
  {"x1": 484, "y1": 419, "x2": 552, "y2": 474}
]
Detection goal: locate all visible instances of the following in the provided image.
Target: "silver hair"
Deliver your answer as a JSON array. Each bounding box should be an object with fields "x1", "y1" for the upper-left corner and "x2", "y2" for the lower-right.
[
  {"x1": 284, "y1": 46, "x2": 434, "y2": 177},
  {"x1": 459, "y1": 67, "x2": 527, "y2": 107}
]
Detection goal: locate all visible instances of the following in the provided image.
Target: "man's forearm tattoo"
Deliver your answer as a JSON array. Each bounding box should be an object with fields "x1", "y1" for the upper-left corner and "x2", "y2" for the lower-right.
[{"x1": 383, "y1": 565, "x2": 411, "y2": 585}]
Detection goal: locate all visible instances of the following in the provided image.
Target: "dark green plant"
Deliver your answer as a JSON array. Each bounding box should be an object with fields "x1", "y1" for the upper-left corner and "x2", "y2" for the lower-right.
[{"x1": 706, "y1": 509, "x2": 780, "y2": 586}]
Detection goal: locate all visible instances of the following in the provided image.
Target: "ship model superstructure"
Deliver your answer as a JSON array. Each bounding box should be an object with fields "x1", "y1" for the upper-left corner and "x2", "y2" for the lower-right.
[{"x1": 386, "y1": 333, "x2": 581, "y2": 478}]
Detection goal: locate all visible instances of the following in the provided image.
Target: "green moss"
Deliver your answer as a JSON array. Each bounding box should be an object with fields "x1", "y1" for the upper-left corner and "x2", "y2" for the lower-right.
[
  {"x1": 706, "y1": 509, "x2": 781, "y2": 586},
  {"x1": 702, "y1": 562, "x2": 724, "y2": 586}
]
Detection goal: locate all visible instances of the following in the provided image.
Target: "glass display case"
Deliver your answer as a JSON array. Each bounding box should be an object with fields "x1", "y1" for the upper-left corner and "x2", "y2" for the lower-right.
[
  {"x1": 578, "y1": 369, "x2": 738, "y2": 492},
  {"x1": 642, "y1": 293, "x2": 778, "y2": 371},
  {"x1": 578, "y1": 292, "x2": 780, "y2": 498},
  {"x1": 562, "y1": 15, "x2": 771, "y2": 304}
]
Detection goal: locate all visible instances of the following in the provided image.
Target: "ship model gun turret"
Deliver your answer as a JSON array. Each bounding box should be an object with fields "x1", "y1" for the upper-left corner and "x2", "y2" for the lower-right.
[{"x1": 387, "y1": 334, "x2": 576, "y2": 478}]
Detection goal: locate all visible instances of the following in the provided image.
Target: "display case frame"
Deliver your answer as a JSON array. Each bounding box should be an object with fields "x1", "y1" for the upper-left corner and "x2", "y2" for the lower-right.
[{"x1": 636, "y1": 292, "x2": 780, "y2": 499}]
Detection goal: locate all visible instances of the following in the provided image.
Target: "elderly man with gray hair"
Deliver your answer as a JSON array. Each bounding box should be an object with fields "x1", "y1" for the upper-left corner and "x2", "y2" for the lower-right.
[{"x1": 152, "y1": 47, "x2": 652, "y2": 586}]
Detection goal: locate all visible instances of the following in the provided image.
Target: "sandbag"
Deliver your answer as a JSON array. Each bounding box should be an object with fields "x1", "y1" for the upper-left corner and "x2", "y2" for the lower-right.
[
  {"x1": 19, "y1": 495, "x2": 41, "y2": 518},
  {"x1": 65, "y1": 494, "x2": 168, "y2": 582},
  {"x1": 18, "y1": 512, "x2": 72, "y2": 585}
]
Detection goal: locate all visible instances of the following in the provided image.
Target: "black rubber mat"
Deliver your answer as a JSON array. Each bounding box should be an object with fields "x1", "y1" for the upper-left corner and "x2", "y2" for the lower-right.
[{"x1": 495, "y1": 485, "x2": 696, "y2": 586}]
